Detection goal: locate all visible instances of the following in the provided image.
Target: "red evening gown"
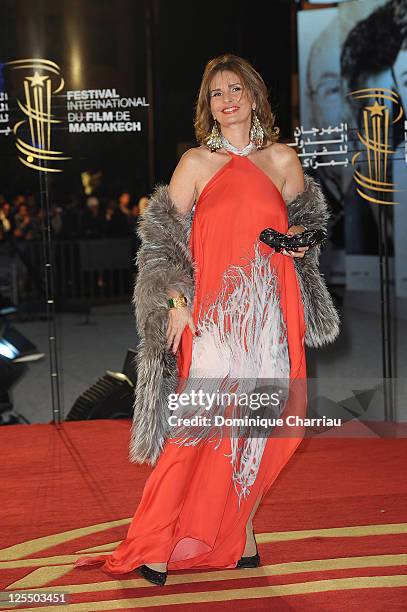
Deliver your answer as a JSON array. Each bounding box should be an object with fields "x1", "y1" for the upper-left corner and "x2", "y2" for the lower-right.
[{"x1": 74, "y1": 150, "x2": 307, "y2": 574}]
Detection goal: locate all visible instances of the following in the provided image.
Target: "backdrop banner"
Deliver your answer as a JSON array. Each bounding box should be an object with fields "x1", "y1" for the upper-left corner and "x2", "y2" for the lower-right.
[
  {"x1": 297, "y1": 0, "x2": 407, "y2": 295},
  {"x1": 0, "y1": 3, "x2": 150, "y2": 203}
]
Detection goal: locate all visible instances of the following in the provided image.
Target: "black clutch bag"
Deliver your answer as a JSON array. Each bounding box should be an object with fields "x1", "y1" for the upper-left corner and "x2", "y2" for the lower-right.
[{"x1": 259, "y1": 227, "x2": 327, "y2": 253}]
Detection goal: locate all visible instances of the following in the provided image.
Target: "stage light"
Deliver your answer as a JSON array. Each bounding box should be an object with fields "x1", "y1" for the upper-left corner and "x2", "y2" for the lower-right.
[
  {"x1": 0, "y1": 319, "x2": 45, "y2": 425},
  {"x1": 0, "y1": 322, "x2": 45, "y2": 363},
  {"x1": 66, "y1": 349, "x2": 137, "y2": 421},
  {"x1": 0, "y1": 339, "x2": 19, "y2": 360},
  {"x1": 0, "y1": 353, "x2": 29, "y2": 425}
]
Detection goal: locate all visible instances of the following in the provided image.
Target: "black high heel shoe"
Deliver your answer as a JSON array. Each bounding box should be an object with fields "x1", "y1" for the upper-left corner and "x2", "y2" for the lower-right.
[
  {"x1": 237, "y1": 529, "x2": 261, "y2": 568},
  {"x1": 138, "y1": 564, "x2": 167, "y2": 586}
]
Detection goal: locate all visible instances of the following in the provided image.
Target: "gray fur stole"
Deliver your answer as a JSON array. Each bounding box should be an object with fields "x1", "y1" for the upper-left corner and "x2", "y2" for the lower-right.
[{"x1": 129, "y1": 173, "x2": 340, "y2": 465}]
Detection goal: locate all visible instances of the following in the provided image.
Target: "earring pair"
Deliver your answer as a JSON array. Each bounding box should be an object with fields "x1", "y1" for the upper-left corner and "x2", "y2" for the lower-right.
[{"x1": 206, "y1": 105, "x2": 264, "y2": 152}]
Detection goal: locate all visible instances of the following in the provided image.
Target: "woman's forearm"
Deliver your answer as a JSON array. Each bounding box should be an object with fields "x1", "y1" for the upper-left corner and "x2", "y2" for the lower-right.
[{"x1": 167, "y1": 287, "x2": 182, "y2": 299}]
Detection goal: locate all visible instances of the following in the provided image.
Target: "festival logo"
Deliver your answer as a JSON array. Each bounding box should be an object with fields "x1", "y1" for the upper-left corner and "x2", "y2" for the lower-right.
[
  {"x1": 2, "y1": 58, "x2": 149, "y2": 174},
  {"x1": 5, "y1": 58, "x2": 70, "y2": 173},
  {"x1": 347, "y1": 87, "x2": 405, "y2": 205}
]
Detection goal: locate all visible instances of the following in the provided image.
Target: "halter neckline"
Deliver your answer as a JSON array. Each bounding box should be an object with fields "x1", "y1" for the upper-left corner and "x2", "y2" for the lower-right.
[{"x1": 196, "y1": 152, "x2": 284, "y2": 205}]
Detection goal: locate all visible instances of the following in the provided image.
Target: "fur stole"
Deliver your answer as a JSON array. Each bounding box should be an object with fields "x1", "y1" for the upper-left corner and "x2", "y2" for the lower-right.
[{"x1": 129, "y1": 173, "x2": 340, "y2": 465}]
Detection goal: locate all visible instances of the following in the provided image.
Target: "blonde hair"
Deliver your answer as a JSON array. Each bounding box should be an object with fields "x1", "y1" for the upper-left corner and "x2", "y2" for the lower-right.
[{"x1": 194, "y1": 53, "x2": 280, "y2": 149}]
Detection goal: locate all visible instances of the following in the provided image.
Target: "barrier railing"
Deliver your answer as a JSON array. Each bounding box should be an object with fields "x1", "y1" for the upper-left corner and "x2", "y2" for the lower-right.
[{"x1": 0, "y1": 238, "x2": 136, "y2": 306}]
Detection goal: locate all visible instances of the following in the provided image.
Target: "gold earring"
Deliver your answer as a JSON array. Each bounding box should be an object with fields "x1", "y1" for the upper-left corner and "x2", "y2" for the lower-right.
[
  {"x1": 206, "y1": 118, "x2": 223, "y2": 152},
  {"x1": 250, "y1": 109, "x2": 264, "y2": 148}
]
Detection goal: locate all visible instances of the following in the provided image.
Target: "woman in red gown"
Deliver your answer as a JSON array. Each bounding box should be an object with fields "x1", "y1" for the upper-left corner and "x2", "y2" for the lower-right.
[{"x1": 74, "y1": 54, "x2": 337, "y2": 586}]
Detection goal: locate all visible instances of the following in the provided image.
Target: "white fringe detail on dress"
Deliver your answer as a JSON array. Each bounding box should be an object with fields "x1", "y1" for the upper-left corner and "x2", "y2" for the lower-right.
[{"x1": 170, "y1": 243, "x2": 290, "y2": 506}]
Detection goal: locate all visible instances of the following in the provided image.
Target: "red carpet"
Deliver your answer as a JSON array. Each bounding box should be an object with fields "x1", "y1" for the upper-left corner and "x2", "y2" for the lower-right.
[{"x1": 1, "y1": 420, "x2": 407, "y2": 610}]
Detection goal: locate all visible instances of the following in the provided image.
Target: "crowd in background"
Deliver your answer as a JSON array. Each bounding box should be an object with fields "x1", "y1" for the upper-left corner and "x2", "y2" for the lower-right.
[{"x1": 0, "y1": 190, "x2": 149, "y2": 243}]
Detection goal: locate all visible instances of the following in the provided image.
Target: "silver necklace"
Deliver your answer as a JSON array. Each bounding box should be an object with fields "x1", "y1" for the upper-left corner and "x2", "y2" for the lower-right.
[{"x1": 220, "y1": 133, "x2": 257, "y2": 157}]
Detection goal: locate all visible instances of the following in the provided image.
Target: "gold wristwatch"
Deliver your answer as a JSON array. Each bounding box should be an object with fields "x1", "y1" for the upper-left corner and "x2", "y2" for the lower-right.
[{"x1": 168, "y1": 294, "x2": 188, "y2": 309}]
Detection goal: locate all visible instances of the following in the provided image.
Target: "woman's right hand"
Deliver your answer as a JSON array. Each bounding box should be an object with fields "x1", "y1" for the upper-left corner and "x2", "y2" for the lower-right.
[{"x1": 166, "y1": 306, "x2": 196, "y2": 354}]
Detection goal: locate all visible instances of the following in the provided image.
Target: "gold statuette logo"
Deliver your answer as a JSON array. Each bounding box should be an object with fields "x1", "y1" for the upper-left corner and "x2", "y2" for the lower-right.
[
  {"x1": 347, "y1": 87, "x2": 404, "y2": 205},
  {"x1": 5, "y1": 58, "x2": 70, "y2": 172}
]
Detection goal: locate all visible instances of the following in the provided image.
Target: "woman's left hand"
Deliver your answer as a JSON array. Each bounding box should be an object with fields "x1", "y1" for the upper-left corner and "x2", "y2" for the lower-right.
[{"x1": 282, "y1": 225, "x2": 309, "y2": 259}]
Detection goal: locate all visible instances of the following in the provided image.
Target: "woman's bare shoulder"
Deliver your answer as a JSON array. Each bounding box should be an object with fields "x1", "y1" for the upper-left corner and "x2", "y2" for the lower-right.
[
  {"x1": 267, "y1": 143, "x2": 304, "y2": 199},
  {"x1": 168, "y1": 146, "x2": 207, "y2": 214},
  {"x1": 172, "y1": 146, "x2": 209, "y2": 179},
  {"x1": 267, "y1": 142, "x2": 300, "y2": 166},
  {"x1": 179, "y1": 145, "x2": 211, "y2": 164}
]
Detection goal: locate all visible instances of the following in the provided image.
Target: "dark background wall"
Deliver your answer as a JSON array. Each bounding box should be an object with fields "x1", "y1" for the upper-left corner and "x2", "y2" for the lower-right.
[
  {"x1": 0, "y1": 0, "x2": 294, "y2": 196},
  {"x1": 150, "y1": 0, "x2": 294, "y2": 181}
]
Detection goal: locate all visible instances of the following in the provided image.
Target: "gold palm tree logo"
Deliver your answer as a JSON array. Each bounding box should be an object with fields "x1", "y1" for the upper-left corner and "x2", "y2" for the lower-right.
[
  {"x1": 347, "y1": 87, "x2": 404, "y2": 205},
  {"x1": 5, "y1": 58, "x2": 70, "y2": 172}
]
